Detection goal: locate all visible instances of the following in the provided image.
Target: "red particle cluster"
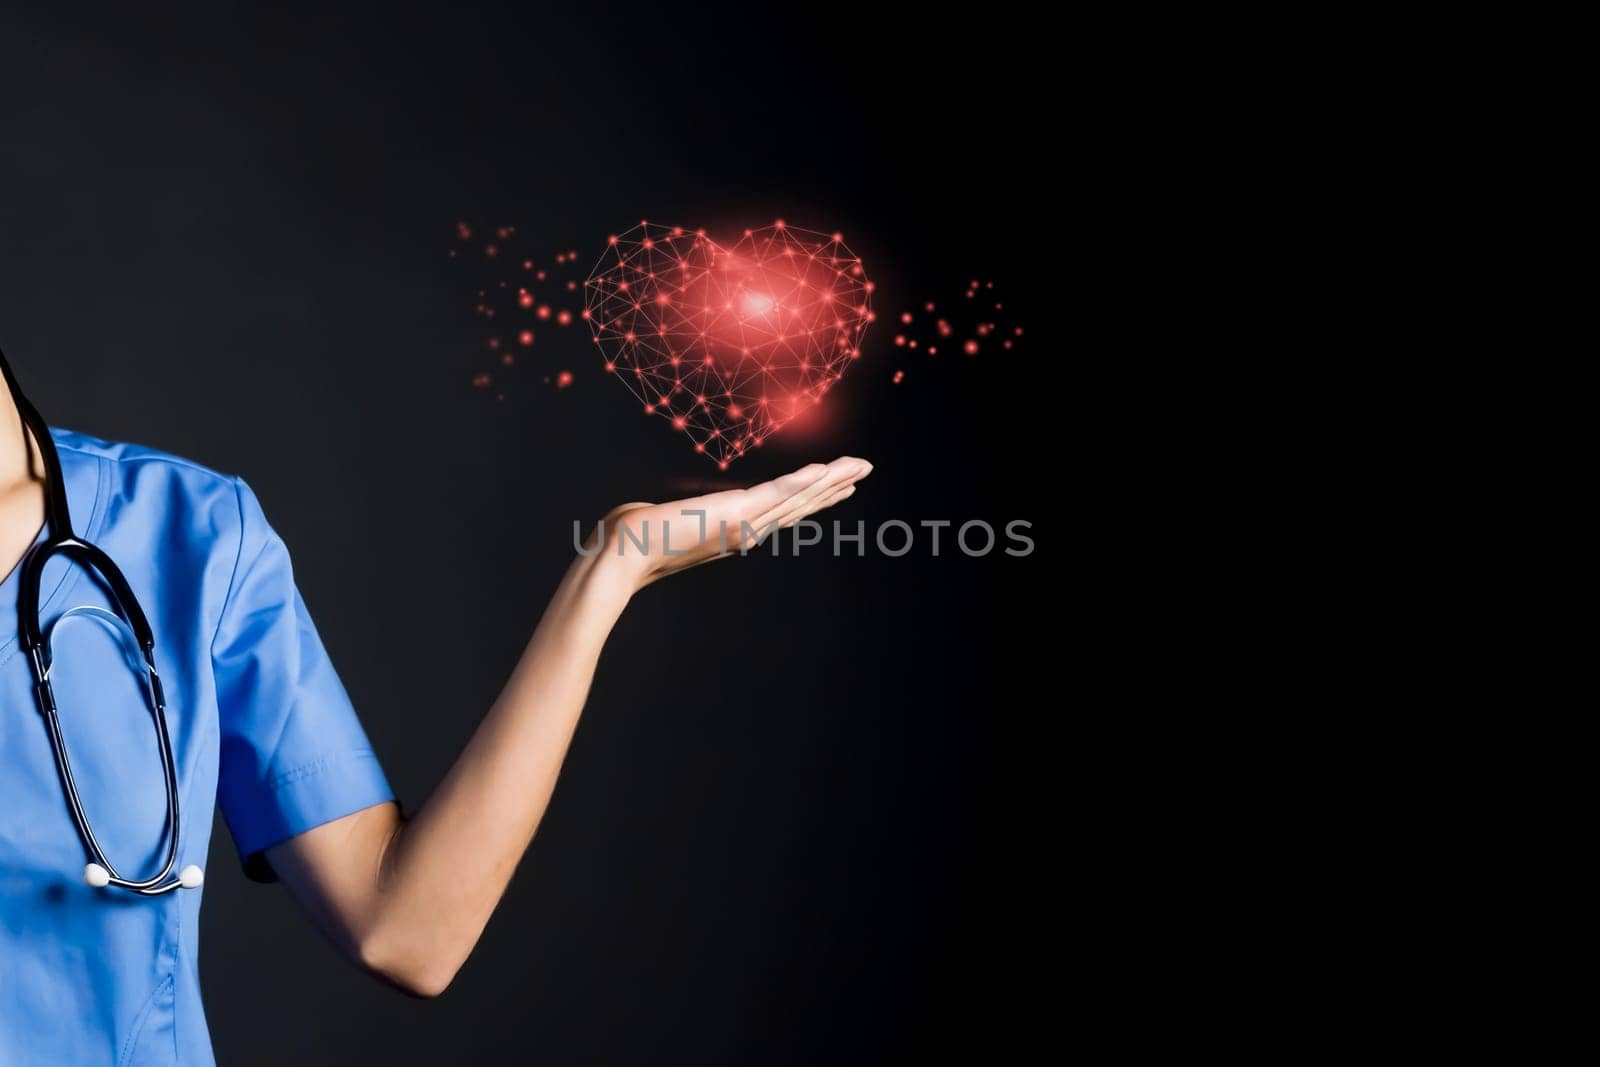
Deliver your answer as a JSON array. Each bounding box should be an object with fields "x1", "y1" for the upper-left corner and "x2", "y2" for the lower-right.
[
  {"x1": 887, "y1": 280, "x2": 1023, "y2": 382},
  {"x1": 456, "y1": 222, "x2": 591, "y2": 396}
]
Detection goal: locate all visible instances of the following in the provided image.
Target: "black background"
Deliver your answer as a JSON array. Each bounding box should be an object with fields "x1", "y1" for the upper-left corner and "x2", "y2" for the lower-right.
[{"x1": 1, "y1": 5, "x2": 1059, "y2": 1063}]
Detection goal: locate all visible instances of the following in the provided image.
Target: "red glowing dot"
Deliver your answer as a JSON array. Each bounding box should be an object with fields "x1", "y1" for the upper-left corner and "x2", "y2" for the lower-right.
[
  {"x1": 518, "y1": 291, "x2": 533, "y2": 308},
  {"x1": 566, "y1": 280, "x2": 578, "y2": 291},
  {"x1": 472, "y1": 372, "x2": 491, "y2": 388},
  {"x1": 672, "y1": 415, "x2": 687, "y2": 429},
  {"x1": 937, "y1": 319, "x2": 952, "y2": 337},
  {"x1": 894, "y1": 334, "x2": 906, "y2": 346},
  {"x1": 608, "y1": 235, "x2": 619, "y2": 245},
  {"x1": 964, "y1": 340, "x2": 979, "y2": 355},
  {"x1": 774, "y1": 219, "x2": 785, "y2": 229},
  {"x1": 557, "y1": 310, "x2": 573, "y2": 326},
  {"x1": 487, "y1": 337, "x2": 501, "y2": 350},
  {"x1": 604, "y1": 361, "x2": 616, "y2": 372},
  {"x1": 977, "y1": 324, "x2": 991, "y2": 337},
  {"x1": 718, "y1": 460, "x2": 729, "y2": 471},
  {"x1": 485, "y1": 244, "x2": 498, "y2": 257},
  {"x1": 457, "y1": 222, "x2": 473, "y2": 240},
  {"x1": 1014, "y1": 326, "x2": 1023, "y2": 336},
  {"x1": 892, "y1": 370, "x2": 904, "y2": 384},
  {"x1": 556, "y1": 370, "x2": 573, "y2": 388},
  {"x1": 498, "y1": 226, "x2": 514, "y2": 240},
  {"x1": 536, "y1": 305, "x2": 551, "y2": 320},
  {"x1": 694, "y1": 442, "x2": 705, "y2": 453},
  {"x1": 924, "y1": 301, "x2": 935, "y2": 312},
  {"x1": 644, "y1": 404, "x2": 656, "y2": 414},
  {"x1": 900, "y1": 312, "x2": 913, "y2": 324},
  {"x1": 927, "y1": 346, "x2": 937, "y2": 355},
  {"x1": 536, "y1": 270, "x2": 547, "y2": 282},
  {"x1": 909, "y1": 339, "x2": 918, "y2": 349},
  {"x1": 519, "y1": 330, "x2": 534, "y2": 346},
  {"x1": 501, "y1": 353, "x2": 514, "y2": 366},
  {"x1": 1003, "y1": 339, "x2": 1014, "y2": 350},
  {"x1": 581, "y1": 309, "x2": 592, "y2": 319}
]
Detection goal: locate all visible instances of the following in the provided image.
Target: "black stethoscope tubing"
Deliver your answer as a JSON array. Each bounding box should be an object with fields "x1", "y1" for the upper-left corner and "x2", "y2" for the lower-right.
[{"x1": 1, "y1": 346, "x2": 198, "y2": 895}]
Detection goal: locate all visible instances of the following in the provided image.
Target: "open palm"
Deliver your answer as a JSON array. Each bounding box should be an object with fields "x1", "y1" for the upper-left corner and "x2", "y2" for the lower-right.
[{"x1": 596, "y1": 456, "x2": 872, "y2": 590}]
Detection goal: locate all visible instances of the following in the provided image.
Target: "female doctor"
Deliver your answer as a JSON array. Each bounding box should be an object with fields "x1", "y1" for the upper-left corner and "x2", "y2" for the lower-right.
[{"x1": 0, "y1": 348, "x2": 871, "y2": 1065}]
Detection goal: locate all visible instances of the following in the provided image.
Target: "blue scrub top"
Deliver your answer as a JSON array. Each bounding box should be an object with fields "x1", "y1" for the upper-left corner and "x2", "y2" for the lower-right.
[{"x1": 1, "y1": 429, "x2": 395, "y2": 1065}]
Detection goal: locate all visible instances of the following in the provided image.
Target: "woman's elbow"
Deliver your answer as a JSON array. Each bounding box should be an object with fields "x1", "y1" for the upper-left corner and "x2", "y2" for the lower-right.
[{"x1": 357, "y1": 934, "x2": 464, "y2": 999}]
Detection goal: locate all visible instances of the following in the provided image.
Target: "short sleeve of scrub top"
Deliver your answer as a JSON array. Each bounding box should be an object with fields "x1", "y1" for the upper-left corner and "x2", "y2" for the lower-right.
[{"x1": 212, "y1": 477, "x2": 396, "y2": 880}]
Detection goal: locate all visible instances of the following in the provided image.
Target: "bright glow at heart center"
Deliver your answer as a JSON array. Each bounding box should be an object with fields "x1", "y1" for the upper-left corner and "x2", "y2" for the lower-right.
[
  {"x1": 740, "y1": 291, "x2": 776, "y2": 318},
  {"x1": 586, "y1": 221, "x2": 875, "y2": 469}
]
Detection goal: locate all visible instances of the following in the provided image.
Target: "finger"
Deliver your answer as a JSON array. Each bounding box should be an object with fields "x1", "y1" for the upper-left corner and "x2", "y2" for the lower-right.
[
  {"x1": 778, "y1": 483, "x2": 856, "y2": 528},
  {"x1": 741, "y1": 462, "x2": 832, "y2": 516},
  {"x1": 762, "y1": 459, "x2": 871, "y2": 530},
  {"x1": 753, "y1": 457, "x2": 869, "y2": 531},
  {"x1": 764, "y1": 461, "x2": 868, "y2": 530}
]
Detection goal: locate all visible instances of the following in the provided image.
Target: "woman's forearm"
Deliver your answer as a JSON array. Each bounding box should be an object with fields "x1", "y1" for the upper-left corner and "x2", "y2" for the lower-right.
[{"x1": 359, "y1": 552, "x2": 632, "y2": 990}]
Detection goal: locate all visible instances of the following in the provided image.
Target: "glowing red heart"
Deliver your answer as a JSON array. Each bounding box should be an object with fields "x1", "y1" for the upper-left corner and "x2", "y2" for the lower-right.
[{"x1": 584, "y1": 221, "x2": 874, "y2": 467}]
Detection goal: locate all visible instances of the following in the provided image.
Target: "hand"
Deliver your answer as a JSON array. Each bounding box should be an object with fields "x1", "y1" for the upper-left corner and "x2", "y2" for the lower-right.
[{"x1": 590, "y1": 456, "x2": 873, "y2": 593}]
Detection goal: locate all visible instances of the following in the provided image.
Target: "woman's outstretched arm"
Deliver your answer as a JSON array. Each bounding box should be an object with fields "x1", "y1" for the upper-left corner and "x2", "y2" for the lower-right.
[{"x1": 264, "y1": 457, "x2": 871, "y2": 996}]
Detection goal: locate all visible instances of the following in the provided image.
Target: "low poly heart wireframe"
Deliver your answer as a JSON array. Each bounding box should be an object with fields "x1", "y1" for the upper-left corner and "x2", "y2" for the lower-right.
[{"x1": 584, "y1": 221, "x2": 874, "y2": 467}]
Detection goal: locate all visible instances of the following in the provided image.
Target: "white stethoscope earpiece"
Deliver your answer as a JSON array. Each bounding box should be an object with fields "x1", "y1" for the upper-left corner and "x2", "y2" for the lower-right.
[{"x1": 84, "y1": 862, "x2": 202, "y2": 891}]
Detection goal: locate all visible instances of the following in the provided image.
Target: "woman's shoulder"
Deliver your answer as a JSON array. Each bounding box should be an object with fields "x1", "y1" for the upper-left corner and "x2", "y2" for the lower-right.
[
  {"x1": 50, "y1": 428, "x2": 238, "y2": 489},
  {"x1": 50, "y1": 426, "x2": 249, "y2": 519},
  {"x1": 50, "y1": 427, "x2": 234, "y2": 484}
]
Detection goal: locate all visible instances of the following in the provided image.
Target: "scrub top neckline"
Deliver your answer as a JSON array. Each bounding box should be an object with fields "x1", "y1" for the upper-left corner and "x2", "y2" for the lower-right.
[
  {"x1": 0, "y1": 520, "x2": 47, "y2": 597},
  {"x1": 0, "y1": 432, "x2": 108, "y2": 669}
]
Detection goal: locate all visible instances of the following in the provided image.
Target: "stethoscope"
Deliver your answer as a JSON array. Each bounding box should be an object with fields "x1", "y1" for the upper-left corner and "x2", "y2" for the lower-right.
[{"x1": 1, "y1": 346, "x2": 202, "y2": 894}]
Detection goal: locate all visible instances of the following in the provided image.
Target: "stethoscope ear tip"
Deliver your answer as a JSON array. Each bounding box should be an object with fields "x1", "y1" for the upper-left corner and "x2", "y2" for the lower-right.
[{"x1": 83, "y1": 862, "x2": 204, "y2": 891}]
